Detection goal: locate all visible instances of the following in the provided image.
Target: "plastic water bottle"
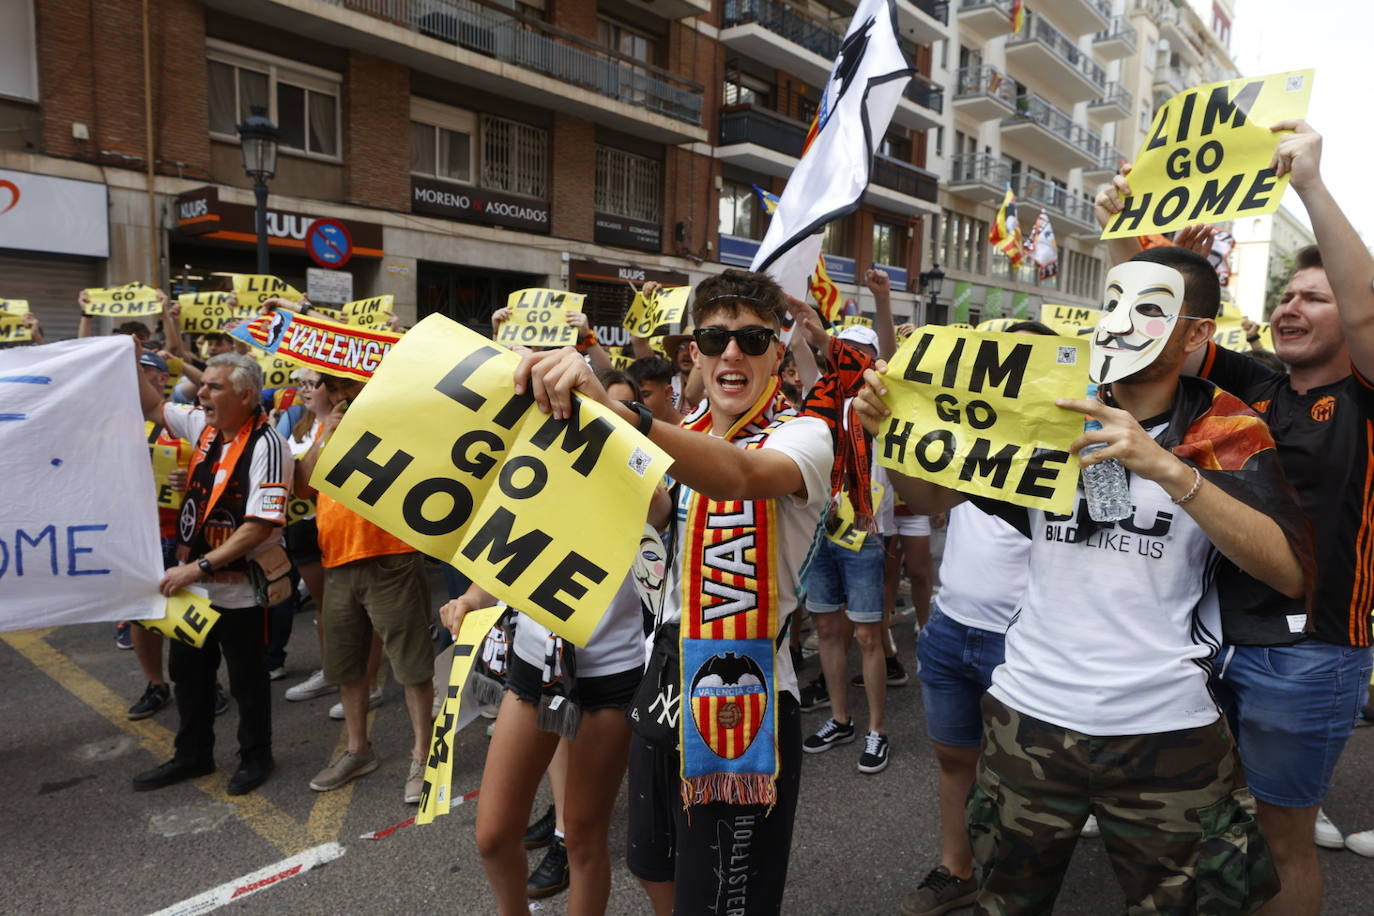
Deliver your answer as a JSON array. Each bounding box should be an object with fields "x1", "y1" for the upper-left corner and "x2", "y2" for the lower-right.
[{"x1": 1081, "y1": 383, "x2": 1132, "y2": 522}]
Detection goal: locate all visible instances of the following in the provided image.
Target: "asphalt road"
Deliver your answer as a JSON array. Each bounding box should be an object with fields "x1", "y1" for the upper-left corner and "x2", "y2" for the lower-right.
[{"x1": 5, "y1": 567, "x2": 1374, "y2": 915}]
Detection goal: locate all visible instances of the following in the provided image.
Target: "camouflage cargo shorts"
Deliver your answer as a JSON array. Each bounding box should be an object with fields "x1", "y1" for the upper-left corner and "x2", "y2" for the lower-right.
[{"x1": 968, "y1": 694, "x2": 1278, "y2": 915}]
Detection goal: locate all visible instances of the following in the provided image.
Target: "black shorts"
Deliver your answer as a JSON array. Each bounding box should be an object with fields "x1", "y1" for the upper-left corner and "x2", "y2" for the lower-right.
[
  {"x1": 285, "y1": 516, "x2": 321, "y2": 566},
  {"x1": 626, "y1": 692, "x2": 801, "y2": 914},
  {"x1": 505, "y1": 655, "x2": 640, "y2": 712}
]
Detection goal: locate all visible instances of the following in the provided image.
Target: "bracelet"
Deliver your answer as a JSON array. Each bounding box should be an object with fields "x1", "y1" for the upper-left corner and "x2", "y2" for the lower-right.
[
  {"x1": 1172, "y1": 466, "x2": 1203, "y2": 506},
  {"x1": 619, "y1": 400, "x2": 654, "y2": 436},
  {"x1": 197, "y1": 556, "x2": 214, "y2": 576},
  {"x1": 1246, "y1": 334, "x2": 1260, "y2": 343}
]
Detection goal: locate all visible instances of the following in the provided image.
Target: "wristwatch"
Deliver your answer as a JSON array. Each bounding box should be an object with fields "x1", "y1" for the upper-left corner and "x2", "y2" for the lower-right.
[
  {"x1": 620, "y1": 400, "x2": 654, "y2": 436},
  {"x1": 197, "y1": 556, "x2": 214, "y2": 576}
]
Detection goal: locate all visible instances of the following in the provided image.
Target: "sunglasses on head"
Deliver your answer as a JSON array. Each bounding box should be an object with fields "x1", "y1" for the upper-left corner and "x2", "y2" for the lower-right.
[{"x1": 693, "y1": 326, "x2": 777, "y2": 357}]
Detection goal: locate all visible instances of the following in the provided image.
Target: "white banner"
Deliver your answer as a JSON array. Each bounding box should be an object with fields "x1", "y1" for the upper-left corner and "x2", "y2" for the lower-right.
[
  {"x1": 0, "y1": 336, "x2": 163, "y2": 629},
  {"x1": 0, "y1": 168, "x2": 110, "y2": 258}
]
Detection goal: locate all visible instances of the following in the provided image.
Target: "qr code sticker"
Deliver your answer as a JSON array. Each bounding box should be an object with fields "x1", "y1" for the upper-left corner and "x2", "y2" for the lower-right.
[
  {"x1": 628, "y1": 447, "x2": 653, "y2": 477},
  {"x1": 1285, "y1": 75, "x2": 1304, "y2": 92},
  {"x1": 1056, "y1": 346, "x2": 1078, "y2": 365}
]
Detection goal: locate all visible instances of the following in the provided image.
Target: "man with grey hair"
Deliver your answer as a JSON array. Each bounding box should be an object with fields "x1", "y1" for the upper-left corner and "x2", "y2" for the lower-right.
[{"x1": 133, "y1": 348, "x2": 294, "y2": 795}]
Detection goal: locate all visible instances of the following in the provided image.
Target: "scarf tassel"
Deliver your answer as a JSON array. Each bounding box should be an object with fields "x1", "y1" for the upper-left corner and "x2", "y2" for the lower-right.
[
  {"x1": 680, "y1": 772, "x2": 777, "y2": 809},
  {"x1": 536, "y1": 694, "x2": 581, "y2": 740},
  {"x1": 467, "y1": 672, "x2": 506, "y2": 709}
]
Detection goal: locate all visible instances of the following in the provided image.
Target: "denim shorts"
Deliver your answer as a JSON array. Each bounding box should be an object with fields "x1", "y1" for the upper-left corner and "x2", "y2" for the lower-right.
[
  {"x1": 805, "y1": 536, "x2": 886, "y2": 623},
  {"x1": 1213, "y1": 640, "x2": 1374, "y2": 807},
  {"x1": 917, "y1": 604, "x2": 1006, "y2": 747}
]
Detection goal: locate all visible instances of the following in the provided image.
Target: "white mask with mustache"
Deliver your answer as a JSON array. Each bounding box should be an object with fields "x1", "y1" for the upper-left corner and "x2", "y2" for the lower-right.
[{"x1": 1091, "y1": 261, "x2": 1187, "y2": 384}]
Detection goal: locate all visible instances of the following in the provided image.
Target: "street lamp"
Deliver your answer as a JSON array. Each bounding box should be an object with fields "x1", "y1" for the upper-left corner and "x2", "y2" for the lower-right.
[
  {"x1": 237, "y1": 105, "x2": 280, "y2": 275},
  {"x1": 918, "y1": 263, "x2": 945, "y2": 321}
]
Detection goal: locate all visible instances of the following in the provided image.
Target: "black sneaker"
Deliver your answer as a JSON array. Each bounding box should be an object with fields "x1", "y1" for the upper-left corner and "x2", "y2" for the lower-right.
[
  {"x1": 528, "y1": 835, "x2": 569, "y2": 898},
  {"x1": 851, "y1": 657, "x2": 910, "y2": 687},
  {"x1": 127, "y1": 682, "x2": 171, "y2": 720},
  {"x1": 802, "y1": 717, "x2": 855, "y2": 754},
  {"x1": 799, "y1": 675, "x2": 830, "y2": 712},
  {"x1": 214, "y1": 683, "x2": 230, "y2": 716},
  {"x1": 524, "y1": 804, "x2": 556, "y2": 849},
  {"x1": 857, "y1": 731, "x2": 890, "y2": 774},
  {"x1": 899, "y1": 865, "x2": 978, "y2": 916},
  {"x1": 115, "y1": 623, "x2": 133, "y2": 650}
]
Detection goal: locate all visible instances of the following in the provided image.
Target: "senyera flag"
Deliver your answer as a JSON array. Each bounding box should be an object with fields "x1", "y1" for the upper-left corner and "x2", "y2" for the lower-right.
[
  {"x1": 749, "y1": 0, "x2": 911, "y2": 300},
  {"x1": 231, "y1": 309, "x2": 401, "y2": 382}
]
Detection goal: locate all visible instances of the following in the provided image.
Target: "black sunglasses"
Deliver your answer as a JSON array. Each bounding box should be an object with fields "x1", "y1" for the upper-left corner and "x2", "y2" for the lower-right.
[{"x1": 693, "y1": 326, "x2": 777, "y2": 357}]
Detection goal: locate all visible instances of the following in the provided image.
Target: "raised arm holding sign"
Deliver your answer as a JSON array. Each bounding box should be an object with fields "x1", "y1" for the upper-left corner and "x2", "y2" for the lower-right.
[{"x1": 494, "y1": 288, "x2": 586, "y2": 349}]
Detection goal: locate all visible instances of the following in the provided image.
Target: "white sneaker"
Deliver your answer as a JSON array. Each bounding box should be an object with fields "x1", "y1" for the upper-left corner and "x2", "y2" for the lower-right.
[
  {"x1": 1315, "y1": 808, "x2": 1345, "y2": 849},
  {"x1": 1345, "y1": 828, "x2": 1374, "y2": 857},
  {"x1": 1080, "y1": 814, "x2": 1101, "y2": 838},
  {"x1": 285, "y1": 669, "x2": 337, "y2": 702},
  {"x1": 329, "y1": 686, "x2": 383, "y2": 720}
]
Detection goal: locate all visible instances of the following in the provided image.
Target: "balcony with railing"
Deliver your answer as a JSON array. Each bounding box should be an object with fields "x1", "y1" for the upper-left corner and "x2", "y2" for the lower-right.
[
  {"x1": 946, "y1": 151, "x2": 1011, "y2": 205},
  {"x1": 716, "y1": 106, "x2": 807, "y2": 177},
  {"x1": 1087, "y1": 81, "x2": 1132, "y2": 123},
  {"x1": 1153, "y1": 63, "x2": 1191, "y2": 100},
  {"x1": 867, "y1": 154, "x2": 940, "y2": 214},
  {"x1": 955, "y1": 0, "x2": 1013, "y2": 42},
  {"x1": 1005, "y1": 12, "x2": 1107, "y2": 103},
  {"x1": 895, "y1": 0, "x2": 950, "y2": 45},
  {"x1": 1035, "y1": 0, "x2": 1110, "y2": 35},
  {"x1": 1093, "y1": 16, "x2": 1138, "y2": 60},
  {"x1": 1081, "y1": 144, "x2": 1124, "y2": 180},
  {"x1": 223, "y1": 0, "x2": 708, "y2": 143},
  {"x1": 1017, "y1": 173, "x2": 1096, "y2": 232},
  {"x1": 720, "y1": 0, "x2": 841, "y2": 87},
  {"x1": 1001, "y1": 93, "x2": 1102, "y2": 169},
  {"x1": 951, "y1": 66, "x2": 1015, "y2": 121},
  {"x1": 893, "y1": 73, "x2": 945, "y2": 131}
]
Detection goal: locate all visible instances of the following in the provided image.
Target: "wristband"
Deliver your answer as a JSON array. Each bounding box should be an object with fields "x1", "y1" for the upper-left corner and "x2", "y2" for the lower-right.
[
  {"x1": 1246, "y1": 334, "x2": 1260, "y2": 343},
  {"x1": 1172, "y1": 466, "x2": 1203, "y2": 506},
  {"x1": 197, "y1": 556, "x2": 214, "y2": 576},
  {"x1": 620, "y1": 400, "x2": 654, "y2": 436}
]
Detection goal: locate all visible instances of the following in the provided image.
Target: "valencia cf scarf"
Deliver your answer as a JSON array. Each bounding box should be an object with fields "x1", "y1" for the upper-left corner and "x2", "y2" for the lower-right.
[
  {"x1": 801, "y1": 336, "x2": 877, "y2": 530},
  {"x1": 177, "y1": 410, "x2": 270, "y2": 567},
  {"x1": 679, "y1": 378, "x2": 792, "y2": 809}
]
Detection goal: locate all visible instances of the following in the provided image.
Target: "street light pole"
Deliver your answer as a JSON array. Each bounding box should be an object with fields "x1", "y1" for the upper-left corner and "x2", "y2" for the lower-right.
[
  {"x1": 918, "y1": 263, "x2": 945, "y2": 325},
  {"x1": 236, "y1": 105, "x2": 280, "y2": 276}
]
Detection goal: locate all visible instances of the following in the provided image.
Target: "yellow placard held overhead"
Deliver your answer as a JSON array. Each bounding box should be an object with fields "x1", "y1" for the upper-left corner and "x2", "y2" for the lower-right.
[
  {"x1": 495, "y1": 288, "x2": 586, "y2": 348},
  {"x1": 1213, "y1": 317, "x2": 1273, "y2": 353},
  {"x1": 877, "y1": 326, "x2": 1089, "y2": 514},
  {"x1": 136, "y1": 589, "x2": 222, "y2": 648},
  {"x1": 608, "y1": 353, "x2": 635, "y2": 371},
  {"x1": 0, "y1": 300, "x2": 32, "y2": 342},
  {"x1": 286, "y1": 494, "x2": 316, "y2": 525},
  {"x1": 82, "y1": 283, "x2": 163, "y2": 317},
  {"x1": 311, "y1": 314, "x2": 673, "y2": 645},
  {"x1": 342, "y1": 295, "x2": 393, "y2": 329},
  {"x1": 177, "y1": 292, "x2": 255, "y2": 333},
  {"x1": 1039, "y1": 303, "x2": 1101, "y2": 338},
  {"x1": 622, "y1": 286, "x2": 692, "y2": 338},
  {"x1": 232, "y1": 274, "x2": 303, "y2": 309},
  {"x1": 417, "y1": 604, "x2": 504, "y2": 824},
  {"x1": 257, "y1": 354, "x2": 297, "y2": 389},
  {"x1": 1102, "y1": 69, "x2": 1316, "y2": 239},
  {"x1": 976, "y1": 317, "x2": 1021, "y2": 333}
]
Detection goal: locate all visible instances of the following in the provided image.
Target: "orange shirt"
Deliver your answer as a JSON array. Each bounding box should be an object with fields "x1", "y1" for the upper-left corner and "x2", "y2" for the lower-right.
[{"x1": 315, "y1": 492, "x2": 415, "y2": 568}]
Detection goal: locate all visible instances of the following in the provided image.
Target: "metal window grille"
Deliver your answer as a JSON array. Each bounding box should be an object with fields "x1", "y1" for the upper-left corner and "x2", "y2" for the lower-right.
[
  {"x1": 481, "y1": 115, "x2": 547, "y2": 198},
  {"x1": 594, "y1": 147, "x2": 661, "y2": 222}
]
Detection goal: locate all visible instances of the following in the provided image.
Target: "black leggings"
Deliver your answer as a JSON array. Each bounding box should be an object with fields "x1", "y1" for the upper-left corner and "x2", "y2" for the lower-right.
[{"x1": 626, "y1": 692, "x2": 801, "y2": 915}]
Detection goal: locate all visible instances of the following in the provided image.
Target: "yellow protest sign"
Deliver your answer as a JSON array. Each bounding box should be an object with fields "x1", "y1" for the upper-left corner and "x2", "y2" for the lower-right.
[
  {"x1": 976, "y1": 317, "x2": 1020, "y2": 333},
  {"x1": 417, "y1": 604, "x2": 503, "y2": 824},
  {"x1": 257, "y1": 354, "x2": 297, "y2": 389},
  {"x1": 312, "y1": 305, "x2": 345, "y2": 324},
  {"x1": 82, "y1": 283, "x2": 162, "y2": 317},
  {"x1": 877, "y1": 326, "x2": 1088, "y2": 514},
  {"x1": 495, "y1": 288, "x2": 586, "y2": 349},
  {"x1": 0, "y1": 300, "x2": 32, "y2": 342},
  {"x1": 177, "y1": 292, "x2": 255, "y2": 333},
  {"x1": 623, "y1": 286, "x2": 691, "y2": 338},
  {"x1": 609, "y1": 353, "x2": 635, "y2": 371},
  {"x1": 342, "y1": 295, "x2": 393, "y2": 329},
  {"x1": 1102, "y1": 70, "x2": 1315, "y2": 239},
  {"x1": 232, "y1": 274, "x2": 303, "y2": 308},
  {"x1": 160, "y1": 355, "x2": 185, "y2": 400},
  {"x1": 825, "y1": 481, "x2": 885, "y2": 551},
  {"x1": 648, "y1": 335, "x2": 666, "y2": 355},
  {"x1": 949, "y1": 322, "x2": 974, "y2": 330},
  {"x1": 136, "y1": 589, "x2": 221, "y2": 648},
  {"x1": 312, "y1": 314, "x2": 673, "y2": 645},
  {"x1": 1213, "y1": 317, "x2": 1273, "y2": 352},
  {"x1": 1039, "y1": 303, "x2": 1100, "y2": 338},
  {"x1": 150, "y1": 441, "x2": 187, "y2": 511},
  {"x1": 287, "y1": 494, "x2": 316, "y2": 525}
]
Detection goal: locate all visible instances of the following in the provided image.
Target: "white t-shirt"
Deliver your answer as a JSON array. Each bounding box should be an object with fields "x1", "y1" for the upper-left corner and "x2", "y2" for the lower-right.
[
  {"x1": 513, "y1": 573, "x2": 645, "y2": 678},
  {"x1": 988, "y1": 433, "x2": 1223, "y2": 736},
  {"x1": 161, "y1": 404, "x2": 293, "y2": 608},
  {"x1": 934, "y1": 502, "x2": 1029, "y2": 634},
  {"x1": 655, "y1": 415, "x2": 833, "y2": 701},
  {"x1": 868, "y1": 460, "x2": 898, "y2": 536}
]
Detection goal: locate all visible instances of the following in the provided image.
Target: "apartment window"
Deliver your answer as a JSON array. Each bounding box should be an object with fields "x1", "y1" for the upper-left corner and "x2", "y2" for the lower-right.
[
  {"x1": 0, "y1": 0, "x2": 38, "y2": 102},
  {"x1": 207, "y1": 42, "x2": 340, "y2": 159},
  {"x1": 873, "y1": 221, "x2": 907, "y2": 269},
  {"x1": 822, "y1": 217, "x2": 850, "y2": 257},
  {"x1": 938, "y1": 210, "x2": 986, "y2": 275},
  {"x1": 596, "y1": 147, "x2": 661, "y2": 222},
  {"x1": 1066, "y1": 250, "x2": 1103, "y2": 299},
  {"x1": 724, "y1": 69, "x2": 772, "y2": 108},
  {"x1": 410, "y1": 99, "x2": 476, "y2": 184},
  {"x1": 934, "y1": 126, "x2": 945, "y2": 158},
  {"x1": 598, "y1": 17, "x2": 656, "y2": 64},
  {"x1": 719, "y1": 181, "x2": 761, "y2": 239},
  {"x1": 481, "y1": 115, "x2": 547, "y2": 198},
  {"x1": 879, "y1": 131, "x2": 911, "y2": 161}
]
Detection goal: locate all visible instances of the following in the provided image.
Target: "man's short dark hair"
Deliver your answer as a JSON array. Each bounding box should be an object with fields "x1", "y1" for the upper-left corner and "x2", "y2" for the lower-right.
[
  {"x1": 1129, "y1": 246, "x2": 1220, "y2": 320},
  {"x1": 628, "y1": 356, "x2": 675, "y2": 387},
  {"x1": 1003, "y1": 320, "x2": 1056, "y2": 336},
  {"x1": 691, "y1": 269, "x2": 789, "y2": 328},
  {"x1": 1293, "y1": 244, "x2": 1322, "y2": 273},
  {"x1": 114, "y1": 320, "x2": 152, "y2": 340},
  {"x1": 595, "y1": 367, "x2": 634, "y2": 394}
]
